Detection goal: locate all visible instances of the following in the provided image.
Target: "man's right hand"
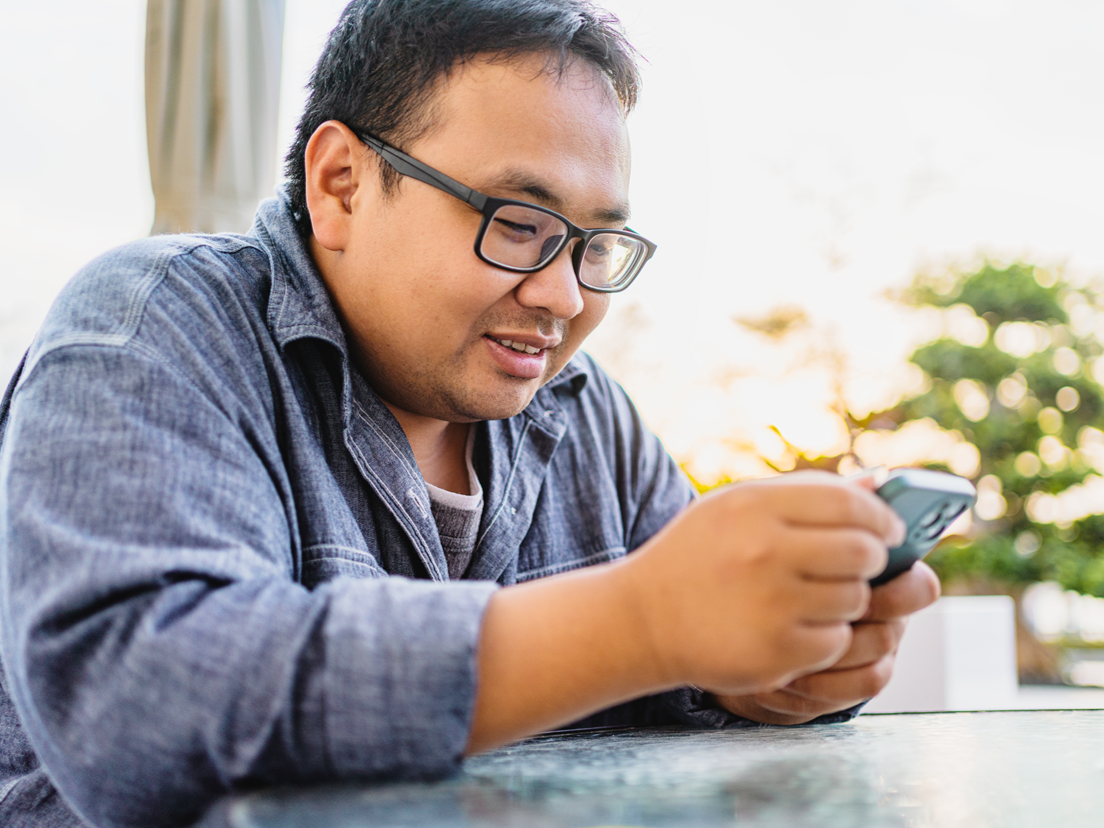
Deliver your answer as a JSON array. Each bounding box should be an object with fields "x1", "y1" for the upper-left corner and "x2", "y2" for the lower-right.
[
  {"x1": 618, "y1": 471, "x2": 906, "y2": 697},
  {"x1": 465, "y1": 471, "x2": 905, "y2": 754}
]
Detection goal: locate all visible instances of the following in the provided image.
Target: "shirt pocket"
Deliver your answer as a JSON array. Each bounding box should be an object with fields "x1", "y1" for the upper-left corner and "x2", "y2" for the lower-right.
[
  {"x1": 301, "y1": 544, "x2": 389, "y2": 587},
  {"x1": 514, "y1": 483, "x2": 627, "y2": 582}
]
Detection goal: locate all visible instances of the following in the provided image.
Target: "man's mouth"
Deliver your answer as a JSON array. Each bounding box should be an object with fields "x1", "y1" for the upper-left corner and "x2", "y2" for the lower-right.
[{"x1": 489, "y1": 337, "x2": 543, "y2": 355}]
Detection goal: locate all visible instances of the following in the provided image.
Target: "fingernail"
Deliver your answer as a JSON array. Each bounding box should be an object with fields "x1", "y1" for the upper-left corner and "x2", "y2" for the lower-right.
[{"x1": 847, "y1": 465, "x2": 888, "y2": 486}]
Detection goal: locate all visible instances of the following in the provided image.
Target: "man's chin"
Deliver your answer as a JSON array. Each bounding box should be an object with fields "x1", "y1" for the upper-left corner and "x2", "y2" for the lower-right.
[
  {"x1": 460, "y1": 397, "x2": 537, "y2": 422},
  {"x1": 452, "y1": 382, "x2": 542, "y2": 422}
]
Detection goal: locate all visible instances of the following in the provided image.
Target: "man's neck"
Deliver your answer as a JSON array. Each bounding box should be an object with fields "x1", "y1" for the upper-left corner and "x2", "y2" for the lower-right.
[{"x1": 385, "y1": 405, "x2": 473, "y2": 495}]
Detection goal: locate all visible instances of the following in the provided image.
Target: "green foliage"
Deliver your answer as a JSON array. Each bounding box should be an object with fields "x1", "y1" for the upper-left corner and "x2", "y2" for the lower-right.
[
  {"x1": 900, "y1": 261, "x2": 1068, "y2": 325},
  {"x1": 883, "y1": 260, "x2": 1104, "y2": 596},
  {"x1": 910, "y1": 341, "x2": 1018, "y2": 388}
]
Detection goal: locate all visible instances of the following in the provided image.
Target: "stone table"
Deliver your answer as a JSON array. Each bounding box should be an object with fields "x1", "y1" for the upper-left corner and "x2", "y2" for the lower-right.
[{"x1": 200, "y1": 710, "x2": 1104, "y2": 828}]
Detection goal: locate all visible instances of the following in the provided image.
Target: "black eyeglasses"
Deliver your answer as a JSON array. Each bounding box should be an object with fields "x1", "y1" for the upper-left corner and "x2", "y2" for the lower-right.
[{"x1": 351, "y1": 129, "x2": 656, "y2": 293}]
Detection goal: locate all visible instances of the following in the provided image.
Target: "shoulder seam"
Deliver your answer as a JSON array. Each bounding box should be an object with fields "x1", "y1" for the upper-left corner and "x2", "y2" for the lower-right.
[
  {"x1": 20, "y1": 237, "x2": 263, "y2": 386},
  {"x1": 13, "y1": 336, "x2": 241, "y2": 438}
]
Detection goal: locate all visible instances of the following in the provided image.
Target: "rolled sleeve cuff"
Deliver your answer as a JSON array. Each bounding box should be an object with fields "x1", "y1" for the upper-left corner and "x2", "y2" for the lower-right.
[{"x1": 323, "y1": 578, "x2": 499, "y2": 780}]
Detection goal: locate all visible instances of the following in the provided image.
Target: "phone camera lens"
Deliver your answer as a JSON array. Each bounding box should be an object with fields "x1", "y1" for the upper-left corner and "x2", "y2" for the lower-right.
[
  {"x1": 920, "y1": 506, "x2": 944, "y2": 529},
  {"x1": 943, "y1": 503, "x2": 968, "y2": 523}
]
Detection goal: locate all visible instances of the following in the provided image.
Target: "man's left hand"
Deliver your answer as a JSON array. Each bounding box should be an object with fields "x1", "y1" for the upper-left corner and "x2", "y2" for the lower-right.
[{"x1": 713, "y1": 560, "x2": 941, "y2": 725}]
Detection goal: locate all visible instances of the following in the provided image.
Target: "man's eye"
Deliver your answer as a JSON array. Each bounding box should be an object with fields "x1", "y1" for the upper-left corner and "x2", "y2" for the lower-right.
[{"x1": 493, "y1": 218, "x2": 538, "y2": 239}]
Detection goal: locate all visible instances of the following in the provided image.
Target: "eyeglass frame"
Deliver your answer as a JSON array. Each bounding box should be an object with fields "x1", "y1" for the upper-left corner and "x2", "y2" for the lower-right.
[{"x1": 349, "y1": 127, "x2": 656, "y2": 293}]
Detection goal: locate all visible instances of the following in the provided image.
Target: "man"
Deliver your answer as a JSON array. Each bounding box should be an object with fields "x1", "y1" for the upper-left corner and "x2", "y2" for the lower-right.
[{"x1": 0, "y1": 1, "x2": 937, "y2": 826}]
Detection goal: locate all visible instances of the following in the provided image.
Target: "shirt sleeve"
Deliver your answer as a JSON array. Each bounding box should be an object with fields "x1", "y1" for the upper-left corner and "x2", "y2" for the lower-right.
[{"x1": 0, "y1": 341, "x2": 497, "y2": 828}]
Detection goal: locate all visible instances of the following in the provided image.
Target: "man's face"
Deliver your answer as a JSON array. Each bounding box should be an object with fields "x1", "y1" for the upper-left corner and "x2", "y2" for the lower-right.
[{"x1": 317, "y1": 53, "x2": 632, "y2": 425}]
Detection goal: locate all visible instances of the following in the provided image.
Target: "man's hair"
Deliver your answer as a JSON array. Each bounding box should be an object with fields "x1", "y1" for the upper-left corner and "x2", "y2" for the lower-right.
[{"x1": 283, "y1": 0, "x2": 642, "y2": 236}]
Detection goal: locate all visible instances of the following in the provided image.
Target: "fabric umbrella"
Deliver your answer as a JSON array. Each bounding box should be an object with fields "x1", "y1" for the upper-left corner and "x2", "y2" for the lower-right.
[{"x1": 145, "y1": 0, "x2": 285, "y2": 234}]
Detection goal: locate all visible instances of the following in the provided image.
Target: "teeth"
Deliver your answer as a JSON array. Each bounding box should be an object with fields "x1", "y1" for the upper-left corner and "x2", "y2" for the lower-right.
[{"x1": 495, "y1": 337, "x2": 541, "y2": 355}]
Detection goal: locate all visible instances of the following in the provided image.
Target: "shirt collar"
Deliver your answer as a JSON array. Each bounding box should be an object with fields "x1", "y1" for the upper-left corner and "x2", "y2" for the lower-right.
[{"x1": 253, "y1": 184, "x2": 350, "y2": 355}]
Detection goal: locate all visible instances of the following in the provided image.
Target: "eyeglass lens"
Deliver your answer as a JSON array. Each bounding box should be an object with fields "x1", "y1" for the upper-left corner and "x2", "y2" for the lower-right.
[{"x1": 482, "y1": 204, "x2": 648, "y2": 290}]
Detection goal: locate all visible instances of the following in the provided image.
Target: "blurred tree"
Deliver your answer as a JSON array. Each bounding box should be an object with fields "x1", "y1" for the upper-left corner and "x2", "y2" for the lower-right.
[
  {"x1": 878, "y1": 261, "x2": 1104, "y2": 603},
  {"x1": 728, "y1": 261, "x2": 1104, "y2": 681},
  {"x1": 868, "y1": 260, "x2": 1104, "y2": 682}
]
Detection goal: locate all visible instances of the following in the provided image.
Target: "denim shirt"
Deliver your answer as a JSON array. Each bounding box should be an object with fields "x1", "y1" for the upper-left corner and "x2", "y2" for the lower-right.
[{"x1": 0, "y1": 187, "x2": 717, "y2": 828}]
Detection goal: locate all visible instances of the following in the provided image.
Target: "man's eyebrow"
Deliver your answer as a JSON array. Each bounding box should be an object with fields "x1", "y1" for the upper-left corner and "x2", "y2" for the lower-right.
[{"x1": 489, "y1": 169, "x2": 631, "y2": 225}]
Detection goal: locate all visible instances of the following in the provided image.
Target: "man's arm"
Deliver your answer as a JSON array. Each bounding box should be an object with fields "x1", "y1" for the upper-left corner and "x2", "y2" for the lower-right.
[
  {"x1": 465, "y1": 473, "x2": 907, "y2": 753},
  {"x1": 0, "y1": 341, "x2": 497, "y2": 828},
  {"x1": 0, "y1": 323, "x2": 911, "y2": 828}
]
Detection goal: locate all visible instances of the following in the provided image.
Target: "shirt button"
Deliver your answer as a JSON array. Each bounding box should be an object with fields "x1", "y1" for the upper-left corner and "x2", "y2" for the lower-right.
[{"x1": 405, "y1": 488, "x2": 427, "y2": 517}]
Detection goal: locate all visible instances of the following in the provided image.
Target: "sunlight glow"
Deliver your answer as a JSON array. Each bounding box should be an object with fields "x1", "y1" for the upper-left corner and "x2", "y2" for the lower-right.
[
  {"x1": 944, "y1": 304, "x2": 989, "y2": 347},
  {"x1": 1025, "y1": 475, "x2": 1104, "y2": 527},
  {"x1": 1037, "y1": 407, "x2": 1064, "y2": 435},
  {"x1": 996, "y1": 374, "x2": 1027, "y2": 408},
  {"x1": 953, "y1": 379, "x2": 990, "y2": 422},
  {"x1": 1053, "y1": 347, "x2": 1082, "y2": 376},
  {"x1": 975, "y1": 475, "x2": 1007, "y2": 521},
  {"x1": 1056, "y1": 386, "x2": 1081, "y2": 412},
  {"x1": 853, "y1": 418, "x2": 980, "y2": 478},
  {"x1": 4, "y1": 0, "x2": 1104, "y2": 486},
  {"x1": 994, "y1": 322, "x2": 1042, "y2": 358}
]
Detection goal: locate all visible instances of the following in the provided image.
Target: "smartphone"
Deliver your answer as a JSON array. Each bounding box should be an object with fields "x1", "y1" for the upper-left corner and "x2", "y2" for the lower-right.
[{"x1": 870, "y1": 468, "x2": 977, "y2": 586}]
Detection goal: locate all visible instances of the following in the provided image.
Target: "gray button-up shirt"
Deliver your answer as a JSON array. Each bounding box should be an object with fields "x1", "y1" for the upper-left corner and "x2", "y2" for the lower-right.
[{"x1": 0, "y1": 187, "x2": 721, "y2": 827}]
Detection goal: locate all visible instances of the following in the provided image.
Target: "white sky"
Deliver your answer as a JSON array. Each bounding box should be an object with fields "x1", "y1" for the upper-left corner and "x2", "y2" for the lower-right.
[{"x1": 2, "y1": 0, "x2": 1102, "y2": 480}]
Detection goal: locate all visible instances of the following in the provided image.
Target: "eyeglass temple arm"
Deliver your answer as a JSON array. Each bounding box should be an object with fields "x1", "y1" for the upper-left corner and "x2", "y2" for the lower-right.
[{"x1": 355, "y1": 131, "x2": 489, "y2": 211}]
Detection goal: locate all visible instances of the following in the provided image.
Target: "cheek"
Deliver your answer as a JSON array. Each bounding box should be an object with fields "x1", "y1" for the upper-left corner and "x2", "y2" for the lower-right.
[
  {"x1": 562, "y1": 292, "x2": 610, "y2": 355},
  {"x1": 577, "y1": 292, "x2": 611, "y2": 338},
  {"x1": 543, "y1": 294, "x2": 608, "y2": 383},
  {"x1": 354, "y1": 188, "x2": 482, "y2": 286},
  {"x1": 351, "y1": 241, "x2": 489, "y2": 332}
]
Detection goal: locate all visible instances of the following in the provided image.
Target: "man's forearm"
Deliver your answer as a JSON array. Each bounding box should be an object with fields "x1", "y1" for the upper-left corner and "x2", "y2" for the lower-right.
[
  {"x1": 466, "y1": 559, "x2": 668, "y2": 754},
  {"x1": 465, "y1": 474, "x2": 910, "y2": 754}
]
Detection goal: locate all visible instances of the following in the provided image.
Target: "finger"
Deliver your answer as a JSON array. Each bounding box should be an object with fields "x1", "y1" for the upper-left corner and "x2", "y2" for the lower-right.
[
  {"x1": 764, "y1": 478, "x2": 905, "y2": 545},
  {"x1": 790, "y1": 578, "x2": 871, "y2": 624},
  {"x1": 863, "y1": 560, "x2": 941, "y2": 621},
  {"x1": 829, "y1": 619, "x2": 905, "y2": 670},
  {"x1": 778, "y1": 623, "x2": 855, "y2": 679},
  {"x1": 782, "y1": 526, "x2": 888, "y2": 581},
  {"x1": 739, "y1": 686, "x2": 841, "y2": 720},
  {"x1": 781, "y1": 655, "x2": 896, "y2": 704},
  {"x1": 714, "y1": 691, "x2": 836, "y2": 725}
]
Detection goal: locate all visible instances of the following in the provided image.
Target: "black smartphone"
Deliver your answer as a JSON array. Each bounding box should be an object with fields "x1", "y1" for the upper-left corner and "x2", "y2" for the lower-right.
[{"x1": 870, "y1": 468, "x2": 977, "y2": 586}]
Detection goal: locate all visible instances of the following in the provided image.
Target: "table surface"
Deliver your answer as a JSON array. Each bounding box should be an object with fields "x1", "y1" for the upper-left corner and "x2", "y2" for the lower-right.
[{"x1": 202, "y1": 710, "x2": 1104, "y2": 828}]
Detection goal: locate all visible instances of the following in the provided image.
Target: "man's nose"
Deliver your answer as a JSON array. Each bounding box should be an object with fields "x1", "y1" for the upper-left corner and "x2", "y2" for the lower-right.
[{"x1": 514, "y1": 242, "x2": 585, "y2": 320}]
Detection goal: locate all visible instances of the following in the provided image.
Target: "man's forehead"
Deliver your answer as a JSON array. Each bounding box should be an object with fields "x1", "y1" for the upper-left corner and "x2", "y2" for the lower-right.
[
  {"x1": 449, "y1": 50, "x2": 623, "y2": 108},
  {"x1": 418, "y1": 52, "x2": 632, "y2": 224},
  {"x1": 485, "y1": 167, "x2": 631, "y2": 225}
]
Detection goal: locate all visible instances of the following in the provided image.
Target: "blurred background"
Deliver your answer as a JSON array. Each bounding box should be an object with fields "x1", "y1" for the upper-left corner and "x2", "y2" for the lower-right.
[{"x1": 2, "y1": 0, "x2": 1104, "y2": 687}]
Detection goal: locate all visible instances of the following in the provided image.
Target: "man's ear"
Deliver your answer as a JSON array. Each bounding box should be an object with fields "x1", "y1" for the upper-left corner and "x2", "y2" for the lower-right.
[{"x1": 304, "y1": 120, "x2": 370, "y2": 251}]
